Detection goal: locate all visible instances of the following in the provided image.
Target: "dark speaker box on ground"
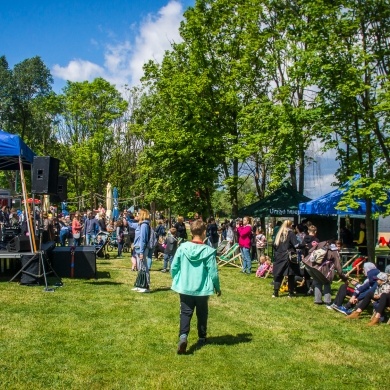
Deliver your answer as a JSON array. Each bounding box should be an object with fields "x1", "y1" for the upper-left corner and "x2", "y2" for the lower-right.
[
  {"x1": 32, "y1": 156, "x2": 59, "y2": 195},
  {"x1": 376, "y1": 255, "x2": 390, "y2": 272},
  {"x1": 20, "y1": 254, "x2": 43, "y2": 285},
  {"x1": 50, "y1": 246, "x2": 96, "y2": 278},
  {"x1": 6, "y1": 235, "x2": 31, "y2": 252}
]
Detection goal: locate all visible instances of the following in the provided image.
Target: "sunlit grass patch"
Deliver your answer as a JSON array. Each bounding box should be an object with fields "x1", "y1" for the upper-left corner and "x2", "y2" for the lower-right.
[{"x1": 0, "y1": 250, "x2": 389, "y2": 389}]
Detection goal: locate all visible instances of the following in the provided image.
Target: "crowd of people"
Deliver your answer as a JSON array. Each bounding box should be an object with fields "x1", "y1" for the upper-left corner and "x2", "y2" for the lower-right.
[
  {"x1": 267, "y1": 218, "x2": 390, "y2": 327},
  {"x1": 2, "y1": 201, "x2": 389, "y2": 352}
]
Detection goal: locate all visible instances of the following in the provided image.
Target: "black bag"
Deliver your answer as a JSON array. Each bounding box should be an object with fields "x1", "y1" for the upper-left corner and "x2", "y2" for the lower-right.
[
  {"x1": 134, "y1": 268, "x2": 149, "y2": 289},
  {"x1": 287, "y1": 250, "x2": 299, "y2": 264}
]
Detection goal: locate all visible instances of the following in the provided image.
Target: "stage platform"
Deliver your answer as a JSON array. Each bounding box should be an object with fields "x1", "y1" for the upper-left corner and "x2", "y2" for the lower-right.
[
  {"x1": 0, "y1": 241, "x2": 56, "y2": 275},
  {"x1": 0, "y1": 250, "x2": 34, "y2": 259}
]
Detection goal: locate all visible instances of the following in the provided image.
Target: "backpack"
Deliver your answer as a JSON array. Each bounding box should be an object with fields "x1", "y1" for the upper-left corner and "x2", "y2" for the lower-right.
[
  {"x1": 309, "y1": 247, "x2": 327, "y2": 264},
  {"x1": 142, "y1": 222, "x2": 158, "y2": 249}
]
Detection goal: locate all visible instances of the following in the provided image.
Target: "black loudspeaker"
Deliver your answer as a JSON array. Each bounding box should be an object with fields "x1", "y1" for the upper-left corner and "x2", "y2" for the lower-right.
[
  {"x1": 32, "y1": 156, "x2": 59, "y2": 195},
  {"x1": 41, "y1": 241, "x2": 56, "y2": 258},
  {"x1": 50, "y1": 246, "x2": 96, "y2": 278},
  {"x1": 51, "y1": 176, "x2": 68, "y2": 203},
  {"x1": 376, "y1": 255, "x2": 390, "y2": 272},
  {"x1": 20, "y1": 254, "x2": 43, "y2": 285},
  {"x1": 6, "y1": 235, "x2": 31, "y2": 252},
  {"x1": 57, "y1": 176, "x2": 68, "y2": 202}
]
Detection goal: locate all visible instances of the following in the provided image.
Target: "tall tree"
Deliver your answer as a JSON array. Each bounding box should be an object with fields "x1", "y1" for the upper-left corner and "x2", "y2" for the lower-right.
[
  {"x1": 54, "y1": 78, "x2": 128, "y2": 207},
  {"x1": 307, "y1": 0, "x2": 390, "y2": 259}
]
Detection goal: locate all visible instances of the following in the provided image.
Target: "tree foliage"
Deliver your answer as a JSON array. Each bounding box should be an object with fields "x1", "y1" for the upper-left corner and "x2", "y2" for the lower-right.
[{"x1": 53, "y1": 78, "x2": 128, "y2": 207}]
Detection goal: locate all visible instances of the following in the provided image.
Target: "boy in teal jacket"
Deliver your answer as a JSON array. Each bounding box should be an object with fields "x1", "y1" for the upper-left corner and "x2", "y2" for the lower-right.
[{"x1": 171, "y1": 219, "x2": 221, "y2": 354}]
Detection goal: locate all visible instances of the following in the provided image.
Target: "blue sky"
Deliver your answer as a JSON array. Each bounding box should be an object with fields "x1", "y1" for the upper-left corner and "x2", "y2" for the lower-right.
[{"x1": 1, "y1": 0, "x2": 194, "y2": 92}]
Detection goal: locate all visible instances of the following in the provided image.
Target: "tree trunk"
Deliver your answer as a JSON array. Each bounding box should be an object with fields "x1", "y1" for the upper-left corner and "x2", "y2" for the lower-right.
[
  {"x1": 230, "y1": 157, "x2": 239, "y2": 218},
  {"x1": 290, "y1": 164, "x2": 297, "y2": 190},
  {"x1": 298, "y1": 145, "x2": 305, "y2": 194},
  {"x1": 365, "y1": 199, "x2": 375, "y2": 262},
  {"x1": 254, "y1": 156, "x2": 262, "y2": 198}
]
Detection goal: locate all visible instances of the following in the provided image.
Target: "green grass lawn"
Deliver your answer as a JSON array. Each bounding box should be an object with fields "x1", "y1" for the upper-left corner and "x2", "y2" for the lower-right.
[{"x1": 1, "y1": 251, "x2": 389, "y2": 390}]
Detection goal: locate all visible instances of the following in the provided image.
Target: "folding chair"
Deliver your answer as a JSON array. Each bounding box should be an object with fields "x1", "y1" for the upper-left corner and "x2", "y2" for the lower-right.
[
  {"x1": 217, "y1": 243, "x2": 242, "y2": 268},
  {"x1": 216, "y1": 240, "x2": 229, "y2": 256},
  {"x1": 344, "y1": 256, "x2": 366, "y2": 277}
]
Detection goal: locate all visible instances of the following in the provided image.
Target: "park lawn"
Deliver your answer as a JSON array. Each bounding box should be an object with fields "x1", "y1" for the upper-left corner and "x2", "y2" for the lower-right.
[{"x1": 0, "y1": 252, "x2": 389, "y2": 390}]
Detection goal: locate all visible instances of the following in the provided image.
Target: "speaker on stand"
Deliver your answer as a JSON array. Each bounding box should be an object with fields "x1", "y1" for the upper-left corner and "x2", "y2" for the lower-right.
[
  {"x1": 57, "y1": 176, "x2": 68, "y2": 202},
  {"x1": 32, "y1": 156, "x2": 59, "y2": 195},
  {"x1": 18, "y1": 156, "x2": 63, "y2": 290},
  {"x1": 50, "y1": 176, "x2": 68, "y2": 203}
]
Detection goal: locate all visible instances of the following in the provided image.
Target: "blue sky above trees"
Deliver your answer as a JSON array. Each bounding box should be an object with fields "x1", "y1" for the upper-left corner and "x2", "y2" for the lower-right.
[{"x1": 1, "y1": 0, "x2": 194, "y2": 92}]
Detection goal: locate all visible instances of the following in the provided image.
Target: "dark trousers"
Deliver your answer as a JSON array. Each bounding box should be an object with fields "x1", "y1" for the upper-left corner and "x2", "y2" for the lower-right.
[
  {"x1": 179, "y1": 294, "x2": 209, "y2": 339},
  {"x1": 356, "y1": 290, "x2": 375, "y2": 311},
  {"x1": 375, "y1": 293, "x2": 390, "y2": 315},
  {"x1": 117, "y1": 241, "x2": 123, "y2": 256},
  {"x1": 274, "y1": 273, "x2": 295, "y2": 294},
  {"x1": 334, "y1": 283, "x2": 350, "y2": 306}
]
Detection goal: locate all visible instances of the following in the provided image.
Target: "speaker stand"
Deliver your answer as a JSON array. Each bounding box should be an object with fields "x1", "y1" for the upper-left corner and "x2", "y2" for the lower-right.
[{"x1": 9, "y1": 231, "x2": 63, "y2": 291}]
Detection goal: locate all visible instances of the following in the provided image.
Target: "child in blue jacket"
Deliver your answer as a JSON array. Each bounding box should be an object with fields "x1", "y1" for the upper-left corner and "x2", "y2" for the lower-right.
[{"x1": 171, "y1": 219, "x2": 221, "y2": 354}]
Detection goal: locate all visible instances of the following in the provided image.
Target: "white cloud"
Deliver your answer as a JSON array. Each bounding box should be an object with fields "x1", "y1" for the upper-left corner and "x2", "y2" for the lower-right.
[
  {"x1": 52, "y1": 59, "x2": 105, "y2": 82},
  {"x1": 129, "y1": 0, "x2": 184, "y2": 84},
  {"x1": 51, "y1": 1, "x2": 184, "y2": 90}
]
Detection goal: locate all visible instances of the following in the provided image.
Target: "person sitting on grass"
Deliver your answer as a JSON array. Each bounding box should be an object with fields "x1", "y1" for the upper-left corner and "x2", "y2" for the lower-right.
[
  {"x1": 256, "y1": 255, "x2": 271, "y2": 278},
  {"x1": 367, "y1": 292, "x2": 390, "y2": 326},
  {"x1": 346, "y1": 272, "x2": 390, "y2": 320},
  {"x1": 331, "y1": 262, "x2": 379, "y2": 315},
  {"x1": 171, "y1": 219, "x2": 221, "y2": 355},
  {"x1": 161, "y1": 227, "x2": 177, "y2": 273},
  {"x1": 153, "y1": 236, "x2": 166, "y2": 259}
]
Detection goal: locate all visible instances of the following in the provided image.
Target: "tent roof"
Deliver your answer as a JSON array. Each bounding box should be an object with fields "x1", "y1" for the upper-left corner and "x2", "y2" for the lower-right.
[
  {"x1": 299, "y1": 176, "x2": 383, "y2": 216},
  {"x1": 238, "y1": 183, "x2": 311, "y2": 217},
  {"x1": 0, "y1": 130, "x2": 35, "y2": 170}
]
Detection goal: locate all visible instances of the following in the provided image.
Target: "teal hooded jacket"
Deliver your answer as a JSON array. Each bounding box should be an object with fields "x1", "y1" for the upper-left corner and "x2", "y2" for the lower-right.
[{"x1": 171, "y1": 241, "x2": 221, "y2": 296}]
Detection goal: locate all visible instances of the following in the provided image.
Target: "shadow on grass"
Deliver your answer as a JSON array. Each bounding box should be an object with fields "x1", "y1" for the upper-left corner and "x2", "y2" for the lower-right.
[
  {"x1": 186, "y1": 333, "x2": 252, "y2": 354},
  {"x1": 86, "y1": 280, "x2": 124, "y2": 285},
  {"x1": 96, "y1": 271, "x2": 111, "y2": 278},
  {"x1": 150, "y1": 286, "x2": 171, "y2": 293}
]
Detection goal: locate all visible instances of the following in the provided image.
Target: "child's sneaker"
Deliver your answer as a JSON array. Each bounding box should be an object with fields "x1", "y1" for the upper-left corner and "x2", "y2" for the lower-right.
[
  {"x1": 177, "y1": 334, "x2": 187, "y2": 355},
  {"x1": 334, "y1": 305, "x2": 349, "y2": 315}
]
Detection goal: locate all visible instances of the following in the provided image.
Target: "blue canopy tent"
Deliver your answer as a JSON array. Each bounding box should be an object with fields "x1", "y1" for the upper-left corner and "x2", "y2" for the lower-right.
[
  {"x1": 299, "y1": 176, "x2": 384, "y2": 243},
  {"x1": 0, "y1": 130, "x2": 35, "y2": 170},
  {"x1": 0, "y1": 130, "x2": 36, "y2": 253},
  {"x1": 299, "y1": 177, "x2": 383, "y2": 217}
]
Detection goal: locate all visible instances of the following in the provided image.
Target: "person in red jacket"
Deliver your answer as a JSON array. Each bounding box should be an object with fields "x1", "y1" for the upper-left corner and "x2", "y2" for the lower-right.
[{"x1": 237, "y1": 216, "x2": 253, "y2": 274}]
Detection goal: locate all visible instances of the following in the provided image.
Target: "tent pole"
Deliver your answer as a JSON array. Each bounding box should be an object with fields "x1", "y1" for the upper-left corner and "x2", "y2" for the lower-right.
[
  {"x1": 337, "y1": 215, "x2": 340, "y2": 241},
  {"x1": 19, "y1": 157, "x2": 37, "y2": 253}
]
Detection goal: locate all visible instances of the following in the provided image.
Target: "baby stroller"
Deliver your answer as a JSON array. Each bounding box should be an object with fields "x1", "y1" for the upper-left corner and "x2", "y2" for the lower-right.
[
  {"x1": 108, "y1": 231, "x2": 130, "y2": 253},
  {"x1": 96, "y1": 231, "x2": 111, "y2": 259}
]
